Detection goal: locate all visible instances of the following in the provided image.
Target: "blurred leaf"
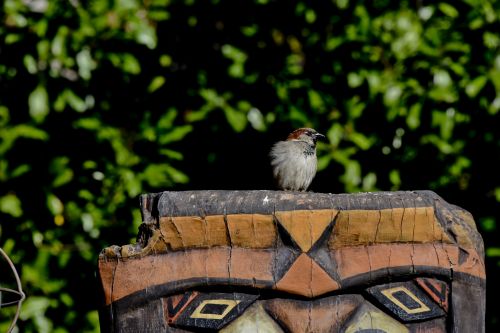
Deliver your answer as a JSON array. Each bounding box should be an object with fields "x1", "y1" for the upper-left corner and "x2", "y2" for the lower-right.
[
  {"x1": 286, "y1": 54, "x2": 304, "y2": 75},
  {"x1": 24, "y1": 54, "x2": 38, "y2": 74},
  {"x1": 53, "y1": 168, "x2": 74, "y2": 187},
  {"x1": 389, "y1": 169, "x2": 401, "y2": 189},
  {"x1": 121, "y1": 169, "x2": 141, "y2": 197},
  {"x1": 384, "y1": 85, "x2": 402, "y2": 107},
  {"x1": 327, "y1": 123, "x2": 344, "y2": 147},
  {"x1": 74, "y1": 117, "x2": 100, "y2": 130},
  {"x1": 222, "y1": 44, "x2": 247, "y2": 79},
  {"x1": 109, "y1": 53, "x2": 142, "y2": 74},
  {"x1": 159, "y1": 148, "x2": 183, "y2": 160},
  {"x1": 159, "y1": 125, "x2": 193, "y2": 144},
  {"x1": 487, "y1": 247, "x2": 500, "y2": 257},
  {"x1": 20, "y1": 296, "x2": 53, "y2": 333},
  {"x1": 159, "y1": 54, "x2": 172, "y2": 67},
  {"x1": 406, "y1": 104, "x2": 421, "y2": 130},
  {"x1": 247, "y1": 107, "x2": 266, "y2": 131},
  {"x1": 157, "y1": 108, "x2": 178, "y2": 129},
  {"x1": 165, "y1": 165, "x2": 189, "y2": 184},
  {"x1": 135, "y1": 23, "x2": 157, "y2": 49},
  {"x1": 223, "y1": 106, "x2": 247, "y2": 132},
  {"x1": 29, "y1": 85, "x2": 49, "y2": 123},
  {"x1": 347, "y1": 72, "x2": 364, "y2": 88},
  {"x1": 362, "y1": 172, "x2": 377, "y2": 191},
  {"x1": 11, "y1": 164, "x2": 31, "y2": 178},
  {"x1": 465, "y1": 75, "x2": 488, "y2": 98},
  {"x1": 76, "y1": 48, "x2": 96, "y2": 80},
  {"x1": 438, "y1": 3, "x2": 459, "y2": 18},
  {"x1": 55, "y1": 89, "x2": 87, "y2": 112},
  {"x1": 47, "y1": 194, "x2": 63, "y2": 215},
  {"x1": 16, "y1": 124, "x2": 49, "y2": 140},
  {"x1": 494, "y1": 187, "x2": 500, "y2": 202},
  {"x1": 141, "y1": 163, "x2": 187, "y2": 187},
  {"x1": 0, "y1": 106, "x2": 9, "y2": 126},
  {"x1": 148, "y1": 76, "x2": 166, "y2": 92},
  {"x1": 123, "y1": 53, "x2": 141, "y2": 74},
  {"x1": 343, "y1": 160, "x2": 362, "y2": 191},
  {"x1": 308, "y1": 90, "x2": 324, "y2": 111},
  {"x1": 317, "y1": 154, "x2": 331, "y2": 171},
  {"x1": 480, "y1": 217, "x2": 496, "y2": 231},
  {"x1": 0, "y1": 194, "x2": 23, "y2": 217},
  {"x1": 290, "y1": 106, "x2": 309, "y2": 124},
  {"x1": 349, "y1": 132, "x2": 374, "y2": 150},
  {"x1": 421, "y1": 134, "x2": 459, "y2": 154}
]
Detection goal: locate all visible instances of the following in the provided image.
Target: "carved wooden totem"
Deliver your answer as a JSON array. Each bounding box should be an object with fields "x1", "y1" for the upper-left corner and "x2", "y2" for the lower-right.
[{"x1": 98, "y1": 191, "x2": 485, "y2": 332}]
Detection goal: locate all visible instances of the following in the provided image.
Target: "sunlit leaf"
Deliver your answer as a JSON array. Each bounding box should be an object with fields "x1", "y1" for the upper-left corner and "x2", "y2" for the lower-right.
[
  {"x1": 465, "y1": 75, "x2": 488, "y2": 98},
  {"x1": 0, "y1": 194, "x2": 23, "y2": 217},
  {"x1": 362, "y1": 172, "x2": 377, "y2": 191},
  {"x1": 406, "y1": 104, "x2": 421, "y2": 130},
  {"x1": 29, "y1": 85, "x2": 49, "y2": 123},
  {"x1": 47, "y1": 193, "x2": 63, "y2": 215},
  {"x1": 438, "y1": 3, "x2": 459, "y2": 18},
  {"x1": 76, "y1": 48, "x2": 96, "y2": 80},
  {"x1": 159, "y1": 149, "x2": 183, "y2": 160},
  {"x1": 486, "y1": 247, "x2": 500, "y2": 257},
  {"x1": 159, "y1": 125, "x2": 193, "y2": 144},
  {"x1": 24, "y1": 54, "x2": 38, "y2": 74},
  {"x1": 389, "y1": 169, "x2": 401, "y2": 188},
  {"x1": 148, "y1": 76, "x2": 166, "y2": 92},
  {"x1": 11, "y1": 164, "x2": 31, "y2": 178},
  {"x1": 349, "y1": 132, "x2": 374, "y2": 150},
  {"x1": 0, "y1": 105, "x2": 9, "y2": 126},
  {"x1": 223, "y1": 106, "x2": 247, "y2": 132}
]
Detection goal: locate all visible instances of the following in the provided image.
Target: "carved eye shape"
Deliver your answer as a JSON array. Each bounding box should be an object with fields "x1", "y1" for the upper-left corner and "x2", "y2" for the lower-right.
[
  {"x1": 163, "y1": 292, "x2": 259, "y2": 331},
  {"x1": 365, "y1": 278, "x2": 448, "y2": 323}
]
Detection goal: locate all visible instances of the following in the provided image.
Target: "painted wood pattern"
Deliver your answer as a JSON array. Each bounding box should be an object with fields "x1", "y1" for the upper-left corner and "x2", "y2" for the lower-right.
[{"x1": 98, "y1": 190, "x2": 485, "y2": 332}]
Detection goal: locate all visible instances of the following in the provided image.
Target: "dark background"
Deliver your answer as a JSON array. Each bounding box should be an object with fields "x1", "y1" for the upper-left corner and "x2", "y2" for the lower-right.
[{"x1": 0, "y1": 0, "x2": 499, "y2": 331}]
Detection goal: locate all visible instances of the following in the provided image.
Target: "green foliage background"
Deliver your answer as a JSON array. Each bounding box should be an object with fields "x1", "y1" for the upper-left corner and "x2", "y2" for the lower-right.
[{"x1": 1, "y1": 0, "x2": 499, "y2": 331}]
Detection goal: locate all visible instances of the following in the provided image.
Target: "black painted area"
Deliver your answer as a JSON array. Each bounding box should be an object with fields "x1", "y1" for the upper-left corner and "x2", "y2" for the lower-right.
[
  {"x1": 199, "y1": 303, "x2": 228, "y2": 315},
  {"x1": 392, "y1": 290, "x2": 421, "y2": 310},
  {"x1": 171, "y1": 292, "x2": 258, "y2": 331},
  {"x1": 366, "y1": 280, "x2": 445, "y2": 322}
]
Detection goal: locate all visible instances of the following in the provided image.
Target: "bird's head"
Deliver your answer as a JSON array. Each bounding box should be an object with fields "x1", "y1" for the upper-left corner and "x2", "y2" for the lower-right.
[{"x1": 286, "y1": 128, "x2": 325, "y2": 145}]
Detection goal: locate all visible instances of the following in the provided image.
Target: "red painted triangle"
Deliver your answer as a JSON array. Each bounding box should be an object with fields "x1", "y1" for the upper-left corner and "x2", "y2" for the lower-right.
[{"x1": 275, "y1": 253, "x2": 340, "y2": 297}]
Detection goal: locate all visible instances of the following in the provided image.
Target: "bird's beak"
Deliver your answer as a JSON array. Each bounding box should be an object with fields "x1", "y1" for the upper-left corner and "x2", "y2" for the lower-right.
[
  {"x1": 313, "y1": 132, "x2": 325, "y2": 143},
  {"x1": 314, "y1": 133, "x2": 326, "y2": 140}
]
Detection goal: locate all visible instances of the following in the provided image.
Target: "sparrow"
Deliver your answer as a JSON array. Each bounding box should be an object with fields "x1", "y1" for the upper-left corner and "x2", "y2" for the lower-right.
[{"x1": 270, "y1": 128, "x2": 325, "y2": 191}]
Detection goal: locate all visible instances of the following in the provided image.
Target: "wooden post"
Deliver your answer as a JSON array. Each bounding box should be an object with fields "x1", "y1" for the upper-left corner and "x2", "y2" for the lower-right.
[{"x1": 98, "y1": 190, "x2": 485, "y2": 332}]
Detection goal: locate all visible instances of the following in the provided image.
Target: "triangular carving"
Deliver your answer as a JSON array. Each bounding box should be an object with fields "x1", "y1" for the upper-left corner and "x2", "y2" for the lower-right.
[
  {"x1": 275, "y1": 210, "x2": 337, "y2": 252},
  {"x1": 275, "y1": 253, "x2": 340, "y2": 297},
  {"x1": 164, "y1": 291, "x2": 198, "y2": 323},
  {"x1": 415, "y1": 278, "x2": 449, "y2": 312}
]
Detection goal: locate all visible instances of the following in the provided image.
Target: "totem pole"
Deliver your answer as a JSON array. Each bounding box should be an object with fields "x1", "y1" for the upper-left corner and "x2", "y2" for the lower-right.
[{"x1": 98, "y1": 190, "x2": 485, "y2": 332}]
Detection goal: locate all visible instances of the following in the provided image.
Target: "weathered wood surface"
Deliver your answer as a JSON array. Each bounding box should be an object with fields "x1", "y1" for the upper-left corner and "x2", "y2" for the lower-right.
[{"x1": 98, "y1": 190, "x2": 485, "y2": 332}]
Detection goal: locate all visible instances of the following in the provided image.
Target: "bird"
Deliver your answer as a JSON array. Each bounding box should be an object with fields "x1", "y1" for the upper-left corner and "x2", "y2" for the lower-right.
[{"x1": 269, "y1": 128, "x2": 325, "y2": 191}]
